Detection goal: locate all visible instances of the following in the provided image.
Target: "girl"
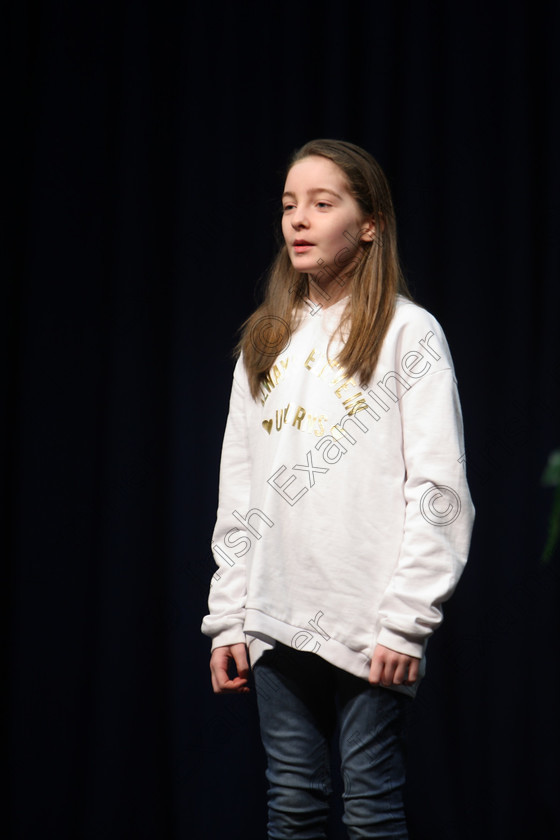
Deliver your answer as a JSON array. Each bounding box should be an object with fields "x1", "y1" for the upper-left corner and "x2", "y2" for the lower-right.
[{"x1": 202, "y1": 139, "x2": 474, "y2": 839}]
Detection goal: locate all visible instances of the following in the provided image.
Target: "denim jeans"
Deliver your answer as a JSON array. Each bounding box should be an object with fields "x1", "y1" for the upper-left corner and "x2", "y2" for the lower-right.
[{"x1": 254, "y1": 643, "x2": 412, "y2": 840}]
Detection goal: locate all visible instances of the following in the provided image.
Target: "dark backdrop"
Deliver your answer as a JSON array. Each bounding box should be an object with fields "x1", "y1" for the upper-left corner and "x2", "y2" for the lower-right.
[{"x1": 6, "y1": 2, "x2": 560, "y2": 838}]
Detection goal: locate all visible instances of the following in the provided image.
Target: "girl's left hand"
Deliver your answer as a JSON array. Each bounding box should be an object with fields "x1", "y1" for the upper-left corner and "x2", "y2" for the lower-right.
[
  {"x1": 369, "y1": 644, "x2": 420, "y2": 687},
  {"x1": 210, "y1": 643, "x2": 251, "y2": 694}
]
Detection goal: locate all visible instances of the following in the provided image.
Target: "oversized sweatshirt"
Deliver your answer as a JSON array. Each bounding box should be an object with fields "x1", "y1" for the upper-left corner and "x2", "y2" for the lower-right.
[{"x1": 201, "y1": 296, "x2": 475, "y2": 695}]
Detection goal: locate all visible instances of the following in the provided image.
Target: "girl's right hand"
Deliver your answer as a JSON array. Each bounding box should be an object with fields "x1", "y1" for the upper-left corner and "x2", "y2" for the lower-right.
[{"x1": 210, "y1": 643, "x2": 250, "y2": 694}]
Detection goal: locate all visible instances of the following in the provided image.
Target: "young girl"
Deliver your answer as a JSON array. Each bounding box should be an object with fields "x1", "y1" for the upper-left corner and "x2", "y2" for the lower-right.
[{"x1": 202, "y1": 139, "x2": 474, "y2": 839}]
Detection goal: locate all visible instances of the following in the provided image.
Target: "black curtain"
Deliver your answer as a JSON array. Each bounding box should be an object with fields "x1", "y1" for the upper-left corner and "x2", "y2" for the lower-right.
[{"x1": 6, "y1": 2, "x2": 560, "y2": 838}]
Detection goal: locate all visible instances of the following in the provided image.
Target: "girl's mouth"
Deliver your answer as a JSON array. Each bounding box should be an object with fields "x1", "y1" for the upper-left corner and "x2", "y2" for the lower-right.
[{"x1": 294, "y1": 240, "x2": 314, "y2": 253}]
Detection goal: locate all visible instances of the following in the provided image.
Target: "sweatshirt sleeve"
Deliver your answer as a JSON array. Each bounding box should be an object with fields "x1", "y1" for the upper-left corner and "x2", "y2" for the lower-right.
[
  {"x1": 376, "y1": 315, "x2": 475, "y2": 659},
  {"x1": 200, "y1": 357, "x2": 252, "y2": 650}
]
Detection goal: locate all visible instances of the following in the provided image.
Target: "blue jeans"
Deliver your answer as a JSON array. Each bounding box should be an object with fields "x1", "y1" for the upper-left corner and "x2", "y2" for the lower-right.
[{"x1": 254, "y1": 643, "x2": 412, "y2": 840}]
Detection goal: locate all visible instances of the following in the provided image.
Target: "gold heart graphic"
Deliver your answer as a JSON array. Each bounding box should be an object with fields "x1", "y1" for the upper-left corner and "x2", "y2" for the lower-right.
[{"x1": 262, "y1": 419, "x2": 273, "y2": 435}]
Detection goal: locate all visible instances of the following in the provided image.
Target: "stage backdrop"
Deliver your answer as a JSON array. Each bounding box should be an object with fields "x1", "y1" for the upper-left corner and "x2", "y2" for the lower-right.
[{"x1": 6, "y1": 2, "x2": 560, "y2": 839}]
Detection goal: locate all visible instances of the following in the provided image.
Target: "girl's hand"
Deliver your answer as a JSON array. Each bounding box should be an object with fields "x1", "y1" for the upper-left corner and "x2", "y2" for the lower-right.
[
  {"x1": 369, "y1": 644, "x2": 420, "y2": 687},
  {"x1": 210, "y1": 643, "x2": 250, "y2": 694}
]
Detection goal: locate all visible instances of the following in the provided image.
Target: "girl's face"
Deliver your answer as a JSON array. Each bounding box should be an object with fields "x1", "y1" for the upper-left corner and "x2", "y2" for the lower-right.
[{"x1": 281, "y1": 155, "x2": 373, "y2": 280}]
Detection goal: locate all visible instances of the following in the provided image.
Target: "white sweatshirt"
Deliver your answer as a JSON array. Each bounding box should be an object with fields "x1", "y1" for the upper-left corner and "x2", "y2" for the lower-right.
[{"x1": 201, "y1": 296, "x2": 475, "y2": 695}]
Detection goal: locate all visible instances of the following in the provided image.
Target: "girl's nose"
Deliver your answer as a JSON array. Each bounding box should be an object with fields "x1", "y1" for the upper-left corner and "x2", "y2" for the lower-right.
[{"x1": 292, "y1": 207, "x2": 309, "y2": 228}]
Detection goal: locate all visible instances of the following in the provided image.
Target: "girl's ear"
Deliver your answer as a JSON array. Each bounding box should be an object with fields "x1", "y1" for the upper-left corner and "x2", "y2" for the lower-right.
[
  {"x1": 359, "y1": 217, "x2": 377, "y2": 242},
  {"x1": 360, "y1": 212, "x2": 385, "y2": 242}
]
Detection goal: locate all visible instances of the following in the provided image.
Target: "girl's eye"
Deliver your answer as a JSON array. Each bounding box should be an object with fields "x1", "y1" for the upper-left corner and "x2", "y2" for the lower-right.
[
  {"x1": 317, "y1": 202, "x2": 331, "y2": 209},
  {"x1": 282, "y1": 204, "x2": 295, "y2": 212}
]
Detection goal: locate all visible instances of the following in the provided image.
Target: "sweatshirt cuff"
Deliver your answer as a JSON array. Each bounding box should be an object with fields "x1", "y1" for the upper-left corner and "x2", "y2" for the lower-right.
[
  {"x1": 209, "y1": 627, "x2": 247, "y2": 651},
  {"x1": 376, "y1": 627, "x2": 426, "y2": 660}
]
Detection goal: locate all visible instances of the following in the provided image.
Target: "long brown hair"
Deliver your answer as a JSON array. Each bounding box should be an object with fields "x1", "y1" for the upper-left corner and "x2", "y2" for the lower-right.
[{"x1": 236, "y1": 139, "x2": 413, "y2": 398}]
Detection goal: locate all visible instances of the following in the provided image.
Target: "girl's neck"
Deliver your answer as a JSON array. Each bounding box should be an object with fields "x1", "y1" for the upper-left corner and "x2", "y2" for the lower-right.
[{"x1": 307, "y1": 276, "x2": 352, "y2": 309}]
